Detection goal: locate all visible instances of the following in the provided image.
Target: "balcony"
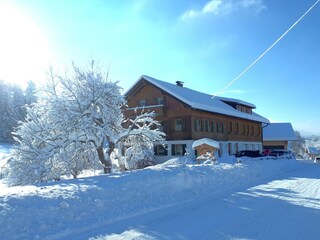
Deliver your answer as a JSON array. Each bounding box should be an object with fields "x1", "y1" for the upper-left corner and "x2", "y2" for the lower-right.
[{"x1": 124, "y1": 104, "x2": 167, "y2": 117}]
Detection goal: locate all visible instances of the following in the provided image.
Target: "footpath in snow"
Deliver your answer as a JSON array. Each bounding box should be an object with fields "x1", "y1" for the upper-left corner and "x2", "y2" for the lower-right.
[{"x1": 0, "y1": 157, "x2": 319, "y2": 240}]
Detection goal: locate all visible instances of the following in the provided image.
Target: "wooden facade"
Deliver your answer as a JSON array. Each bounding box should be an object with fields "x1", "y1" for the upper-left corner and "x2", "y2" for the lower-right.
[
  {"x1": 263, "y1": 141, "x2": 289, "y2": 150},
  {"x1": 125, "y1": 78, "x2": 263, "y2": 144}
]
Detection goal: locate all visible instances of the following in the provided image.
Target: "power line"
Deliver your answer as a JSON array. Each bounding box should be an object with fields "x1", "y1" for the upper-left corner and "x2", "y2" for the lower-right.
[{"x1": 212, "y1": 0, "x2": 320, "y2": 98}]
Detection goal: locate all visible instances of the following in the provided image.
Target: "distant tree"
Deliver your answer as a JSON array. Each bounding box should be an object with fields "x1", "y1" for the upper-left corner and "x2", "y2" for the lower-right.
[
  {"x1": 8, "y1": 61, "x2": 165, "y2": 185},
  {"x1": 0, "y1": 81, "x2": 27, "y2": 143},
  {"x1": 25, "y1": 80, "x2": 37, "y2": 105},
  {"x1": 0, "y1": 81, "x2": 12, "y2": 142},
  {"x1": 291, "y1": 131, "x2": 305, "y2": 156},
  {"x1": 10, "y1": 85, "x2": 26, "y2": 125}
]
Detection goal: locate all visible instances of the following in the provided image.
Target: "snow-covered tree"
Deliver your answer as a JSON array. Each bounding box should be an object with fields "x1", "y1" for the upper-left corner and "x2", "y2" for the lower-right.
[
  {"x1": 25, "y1": 80, "x2": 37, "y2": 105},
  {"x1": 123, "y1": 135, "x2": 156, "y2": 170},
  {"x1": 291, "y1": 131, "x2": 305, "y2": 156},
  {"x1": 0, "y1": 81, "x2": 12, "y2": 142},
  {"x1": 0, "y1": 81, "x2": 27, "y2": 143},
  {"x1": 119, "y1": 110, "x2": 165, "y2": 169},
  {"x1": 8, "y1": 61, "x2": 165, "y2": 185}
]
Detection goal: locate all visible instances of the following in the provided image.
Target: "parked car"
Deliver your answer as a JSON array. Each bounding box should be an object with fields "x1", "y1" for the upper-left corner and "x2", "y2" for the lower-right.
[
  {"x1": 269, "y1": 150, "x2": 293, "y2": 157},
  {"x1": 314, "y1": 156, "x2": 320, "y2": 163},
  {"x1": 235, "y1": 150, "x2": 262, "y2": 158}
]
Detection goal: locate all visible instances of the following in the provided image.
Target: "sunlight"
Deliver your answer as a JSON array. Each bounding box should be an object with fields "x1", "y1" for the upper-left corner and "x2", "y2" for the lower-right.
[
  {"x1": 243, "y1": 178, "x2": 320, "y2": 210},
  {"x1": 0, "y1": 2, "x2": 53, "y2": 88}
]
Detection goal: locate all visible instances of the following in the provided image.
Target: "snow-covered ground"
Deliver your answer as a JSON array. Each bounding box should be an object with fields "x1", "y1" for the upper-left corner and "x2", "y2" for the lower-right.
[{"x1": 1, "y1": 145, "x2": 320, "y2": 240}]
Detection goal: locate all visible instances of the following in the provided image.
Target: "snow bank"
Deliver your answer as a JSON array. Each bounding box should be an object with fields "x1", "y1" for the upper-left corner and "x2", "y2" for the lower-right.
[{"x1": 0, "y1": 159, "x2": 303, "y2": 240}]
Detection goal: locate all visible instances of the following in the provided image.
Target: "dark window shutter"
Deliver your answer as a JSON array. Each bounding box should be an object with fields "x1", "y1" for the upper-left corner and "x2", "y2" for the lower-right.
[
  {"x1": 154, "y1": 146, "x2": 158, "y2": 155},
  {"x1": 171, "y1": 144, "x2": 176, "y2": 155},
  {"x1": 182, "y1": 144, "x2": 186, "y2": 155},
  {"x1": 182, "y1": 119, "x2": 185, "y2": 131}
]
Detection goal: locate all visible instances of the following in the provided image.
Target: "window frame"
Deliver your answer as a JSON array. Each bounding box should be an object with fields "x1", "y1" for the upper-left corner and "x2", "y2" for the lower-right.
[
  {"x1": 174, "y1": 119, "x2": 184, "y2": 132},
  {"x1": 171, "y1": 144, "x2": 187, "y2": 156},
  {"x1": 154, "y1": 144, "x2": 168, "y2": 156}
]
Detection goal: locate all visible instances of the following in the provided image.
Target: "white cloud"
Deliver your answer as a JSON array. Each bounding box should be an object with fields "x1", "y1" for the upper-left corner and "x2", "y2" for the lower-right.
[
  {"x1": 203, "y1": 0, "x2": 223, "y2": 14},
  {"x1": 240, "y1": 0, "x2": 267, "y2": 13},
  {"x1": 181, "y1": 0, "x2": 266, "y2": 20}
]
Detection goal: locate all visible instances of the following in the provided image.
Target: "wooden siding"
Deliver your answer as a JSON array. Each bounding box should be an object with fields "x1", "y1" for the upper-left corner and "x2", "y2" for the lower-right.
[
  {"x1": 263, "y1": 141, "x2": 288, "y2": 150},
  {"x1": 124, "y1": 80, "x2": 263, "y2": 142},
  {"x1": 191, "y1": 109, "x2": 262, "y2": 142}
]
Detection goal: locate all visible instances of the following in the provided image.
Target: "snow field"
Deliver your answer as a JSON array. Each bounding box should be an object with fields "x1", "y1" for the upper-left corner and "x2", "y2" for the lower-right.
[{"x1": 0, "y1": 158, "x2": 303, "y2": 240}]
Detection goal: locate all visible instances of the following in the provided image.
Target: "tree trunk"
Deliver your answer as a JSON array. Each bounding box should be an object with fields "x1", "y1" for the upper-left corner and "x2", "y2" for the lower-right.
[{"x1": 97, "y1": 144, "x2": 112, "y2": 174}]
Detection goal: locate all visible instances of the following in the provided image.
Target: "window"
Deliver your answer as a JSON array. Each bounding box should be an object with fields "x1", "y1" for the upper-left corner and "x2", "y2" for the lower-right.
[
  {"x1": 211, "y1": 120, "x2": 215, "y2": 132},
  {"x1": 174, "y1": 119, "x2": 184, "y2": 131},
  {"x1": 154, "y1": 144, "x2": 168, "y2": 156},
  {"x1": 205, "y1": 120, "x2": 210, "y2": 132},
  {"x1": 155, "y1": 97, "x2": 164, "y2": 105},
  {"x1": 217, "y1": 121, "x2": 224, "y2": 133},
  {"x1": 251, "y1": 125, "x2": 254, "y2": 136},
  {"x1": 235, "y1": 123, "x2": 239, "y2": 134},
  {"x1": 138, "y1": 99, "x2": 146, "y2": 107},
  {"x1": 194, "y1": 119, "x2": 201, "y2": 131},
  {"x1": 257, "y1": 126, "x2": 261, "y2": 136},
  {"x1": 237, "y1": 105, "x2": 252, "y2": 114},
  {"x1": 229, "y1": 122, "x2": 233, "y2": 133},
  {"x1": 159, "y1": 121, "x2": 166, "y2": 132},
  {"x1": 172, "y1": 144, "x2": 186, "y2": 156}
]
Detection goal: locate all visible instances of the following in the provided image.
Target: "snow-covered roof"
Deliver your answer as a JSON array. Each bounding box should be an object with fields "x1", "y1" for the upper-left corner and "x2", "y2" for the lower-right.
[
  {"x1": 306, "y1": 147, "x2": 320, "y2": 155},
  {"x1": 125, "y1": 75, "x2": 269, "y2": 123},
  {"x1": 192, "y1": 138, "x2": 220, "y2": 149},
  {"x1": 263, "y1": 123, "x2": 296, "y2": 141},
  {"x1": 218, "y1": 96, "x2": 256, "y2": 109}
]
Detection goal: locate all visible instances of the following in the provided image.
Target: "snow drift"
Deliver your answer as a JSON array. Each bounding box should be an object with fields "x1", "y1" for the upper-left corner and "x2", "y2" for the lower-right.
[{"x1": 0, "y1": 158, "x2": 303, "y2": 240}]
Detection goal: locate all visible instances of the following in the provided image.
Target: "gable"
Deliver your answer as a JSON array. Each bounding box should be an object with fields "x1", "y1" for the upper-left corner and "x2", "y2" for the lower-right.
[
  {"x1": 125, "y1": 75, "x2": 270, "y2": 123},
  {"x1": 125, "y1": 79, "x2": 192, "y2": 112}
]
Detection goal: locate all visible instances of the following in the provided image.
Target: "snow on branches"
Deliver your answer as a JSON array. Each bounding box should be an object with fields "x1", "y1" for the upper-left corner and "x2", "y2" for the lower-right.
[{"x1": 8, "y1": 61, "x2": 165, "y2": 185}]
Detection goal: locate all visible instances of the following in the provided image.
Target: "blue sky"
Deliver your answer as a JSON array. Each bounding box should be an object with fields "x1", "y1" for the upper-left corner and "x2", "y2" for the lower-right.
[{"x1": 0, "y1": 0, "x2": 319, "y2": 135}]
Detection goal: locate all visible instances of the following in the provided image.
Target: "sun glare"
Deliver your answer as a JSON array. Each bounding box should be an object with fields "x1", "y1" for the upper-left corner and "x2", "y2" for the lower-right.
[{"x1": 0, "y1": 3, "x2": 53, "y2": 88}]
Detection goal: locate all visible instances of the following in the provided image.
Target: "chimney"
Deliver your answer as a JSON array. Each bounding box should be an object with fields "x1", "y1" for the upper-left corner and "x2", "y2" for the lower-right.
[{"x1": 176, "y1": 81, "x2": 184, "y2": 87}]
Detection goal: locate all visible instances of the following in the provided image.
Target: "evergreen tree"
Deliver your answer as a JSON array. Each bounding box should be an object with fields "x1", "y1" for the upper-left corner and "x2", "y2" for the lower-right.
[
  {"x1": 25, "y1": 80, "x2": 37, "y2": 105},
  {"x1": 0, "y1": 81, "x2": 28, "y2": 143}
]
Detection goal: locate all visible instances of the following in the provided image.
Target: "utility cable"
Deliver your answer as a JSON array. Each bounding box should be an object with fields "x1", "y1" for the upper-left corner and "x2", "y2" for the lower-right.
[{"x1": 212, "y1": 0, "x2": 320, "y2": 98}]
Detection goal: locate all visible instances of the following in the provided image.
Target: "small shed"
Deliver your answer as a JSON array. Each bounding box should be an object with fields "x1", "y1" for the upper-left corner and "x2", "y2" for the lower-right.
[{"x1": 192, "y1": 138, "x2": 220, "y2": 163}]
